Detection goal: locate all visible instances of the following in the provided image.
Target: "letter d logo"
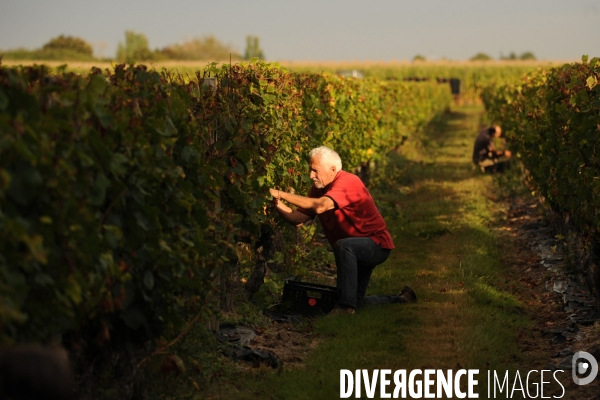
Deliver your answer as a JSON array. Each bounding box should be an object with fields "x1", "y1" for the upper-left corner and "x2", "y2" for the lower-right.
[{"x1": 572, "y1": 351, "x2": 598, "y2": 385}]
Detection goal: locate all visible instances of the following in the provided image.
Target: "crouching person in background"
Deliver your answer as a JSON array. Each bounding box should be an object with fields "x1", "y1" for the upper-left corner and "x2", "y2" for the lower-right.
[{"x1": 472, "y1": 125, "x2": 512, "y2": 173}]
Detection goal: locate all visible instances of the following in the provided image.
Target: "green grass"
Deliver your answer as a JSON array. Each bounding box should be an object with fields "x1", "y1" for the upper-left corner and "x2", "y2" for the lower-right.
[{"x1": 143, "y1": 104, "x2": 531, "y2": 399}]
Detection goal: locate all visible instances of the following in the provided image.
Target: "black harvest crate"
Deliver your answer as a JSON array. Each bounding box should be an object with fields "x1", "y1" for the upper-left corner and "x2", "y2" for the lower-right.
[{"x1": 281, "y1": 280, "x2": 337, "y2": 315}]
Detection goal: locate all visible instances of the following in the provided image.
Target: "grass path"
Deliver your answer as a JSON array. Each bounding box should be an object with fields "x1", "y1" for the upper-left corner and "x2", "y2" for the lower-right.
[{"x1": 197, "y1": 104, "x2": 537, "y2": 399}]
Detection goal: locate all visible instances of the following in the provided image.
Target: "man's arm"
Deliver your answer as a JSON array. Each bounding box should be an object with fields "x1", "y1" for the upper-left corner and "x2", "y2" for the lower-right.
[
  {"x1": 488, "y1": 141, "x2": 512, "y2": 159},
  {"x1": 269, "y1": 188, "x2": 335, "y2": 214},
  {"x1": 271, "y1": 198, "x2": 313, "y2": 226}
]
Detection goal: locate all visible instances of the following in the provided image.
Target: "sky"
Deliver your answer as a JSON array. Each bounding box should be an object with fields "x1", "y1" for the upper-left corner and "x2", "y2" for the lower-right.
[{"x1": 0, "y1": 0, "x2": 598, "y2": 62}]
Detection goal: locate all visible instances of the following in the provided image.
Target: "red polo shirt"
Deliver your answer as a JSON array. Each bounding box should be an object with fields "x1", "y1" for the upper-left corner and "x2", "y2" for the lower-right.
[{"x1": 297, "y1": 170, "x2": 394, "y2": 249}]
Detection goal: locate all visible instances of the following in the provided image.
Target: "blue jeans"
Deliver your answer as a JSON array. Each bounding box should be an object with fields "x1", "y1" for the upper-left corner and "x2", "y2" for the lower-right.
[{"x1": 333, "y1": 237, "x2": 402, "y2": 309}]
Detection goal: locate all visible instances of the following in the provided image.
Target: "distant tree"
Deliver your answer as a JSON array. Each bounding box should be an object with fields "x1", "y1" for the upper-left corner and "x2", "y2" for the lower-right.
[
  {"x1": 1, "y1": 35, "x2": 95, "y2": 61},
  {"x1": 116, "y1": 31, "x2": 156, "y2": 62},
  {"x1": 42, "y1": 35, "x2": 93, "y2": 56},
  {"x1": 160, "y1": 35, "x2": 241, "y2": 61},
  {"x1": 0, "y1": 48, "x2": 38, "y2": 61},
  {"x1": 470, "y1": 52, "x2": 493, "y2": 61},
  {"x1": 500, "y1": 51, "x2": 518, "y2": 61},
  {"x1": 412, "y1": 54, "x2": 426, "y2": 62},
  {"x1": 519, "y1": 51, "x2": 536, "y2": 60},
  {"x1": 244, "y1": 35, "x2": 265, "y2": 60}
]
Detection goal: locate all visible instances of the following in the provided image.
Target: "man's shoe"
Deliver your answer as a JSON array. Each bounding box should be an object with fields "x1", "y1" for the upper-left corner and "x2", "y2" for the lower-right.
[
  {"x1": 328, "y1": 305, "x2": 355, "y2": 315},
  {"x1": 399, "y1": 286, "x2": 417, "y2": 303}
]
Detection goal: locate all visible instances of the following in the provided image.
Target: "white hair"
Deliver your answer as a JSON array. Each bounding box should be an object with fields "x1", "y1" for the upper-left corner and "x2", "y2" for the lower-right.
[{"x1": 308, "y1": 146, "x2": 343, "y2": 171}]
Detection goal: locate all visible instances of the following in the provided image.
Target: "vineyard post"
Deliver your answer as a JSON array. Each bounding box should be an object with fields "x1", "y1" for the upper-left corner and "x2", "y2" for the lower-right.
[
  {"x1": 205, "y1": 73, "x2": 221, "y2": 332},
  {"x1": 206, "y1": 189, "x2": 221, "y2": 332}
]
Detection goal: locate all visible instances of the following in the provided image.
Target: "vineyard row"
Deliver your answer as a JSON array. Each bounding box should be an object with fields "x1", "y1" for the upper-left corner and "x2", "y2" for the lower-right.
[
  {"x1": 483, "y1": 56, "x2": 600, "y2": 301},
  {"x1": 0, "y1": 62, "x2": 451, "y2": 346}
]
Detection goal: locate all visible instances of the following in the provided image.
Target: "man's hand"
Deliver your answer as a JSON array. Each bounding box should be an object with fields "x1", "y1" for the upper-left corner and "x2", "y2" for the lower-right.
[
  {"x1": 268, "y1": 188, "x2": 313, "y2": 226},
  {"x1": 504, "y1": 150, "x2": 512, "y2": 158},
  {"x1": 269, "y1": 188, "x2": 288, "y2": 214},
  {"x1": 269, "y1": 188, "x2": 281, "y2": 199},
  {"x1": 268, "y1": 187, "x2": 334, "y2": 215}
]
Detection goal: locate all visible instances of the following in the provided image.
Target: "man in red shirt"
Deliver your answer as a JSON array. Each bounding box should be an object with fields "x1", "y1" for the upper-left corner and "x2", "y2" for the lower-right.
[{"x1": 270, "y1": 146, "x2": 416, "y2": 314}]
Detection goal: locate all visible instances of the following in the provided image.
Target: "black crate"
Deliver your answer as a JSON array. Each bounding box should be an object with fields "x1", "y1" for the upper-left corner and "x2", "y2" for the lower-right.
[
  {"x1": 449, "y1": 78, "x2": 461, "y2": 95},
  {"x1": 281, "y1": 280, "x2": 337, "y2": 315}
]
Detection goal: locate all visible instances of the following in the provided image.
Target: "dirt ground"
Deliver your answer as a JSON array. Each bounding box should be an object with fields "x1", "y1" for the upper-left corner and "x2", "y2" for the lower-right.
[{"x1": 493, "y1": 194, "x2": 600, "y2": 399}]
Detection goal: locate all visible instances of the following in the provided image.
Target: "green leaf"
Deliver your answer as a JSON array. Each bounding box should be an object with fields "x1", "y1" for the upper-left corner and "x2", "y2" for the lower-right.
[
  {"x1": 7, "y1": 164, "x2": 43, "y2": 205},
  {"x1": 143, "y1": 271, "x2": 154, "y2": 290},
  {"x1": 134, "y1": 211, "x2": 150, "y2": 230},
  {"x1": 103, "y1": 225, "x2": 123, "y2": 248},
  {"x1": 89, "y1": 173, "x2": 110, "y2": 206},
  {"x1": 65, "y1": 275, "x2": 82, "y2": 305},
  {"x1": 110, "y1": 153, "x2": 129, "y2": 176},
  {"x1": 582, "y1": 55, "x2": 589, "y2": 63},
  {"x1": 87, "y1": 74, "x2": 108, "y2": 97},
  {"x1": 236, "y1": 148, "x2": 252, "y2": 163},
  {"x1": 120, "y1": 306, "x2": 146, "y2": 330},
  {"x1": 158, "y1": 116, "x2": 178, "y2": 137},
  {"x1": 222, "y1": 140, "x2": 232, "y2": 152},
  {"x1": 93, "y1": 104, "x2": 112, "y2": 128},
  {"x1": 586, "y1": 76, "x2": 597, "y2": 90},
  {"x1": 181, "y1": 146, "x2": 193, "y2": 163},
  {"x1": 23, "y1": 234, "x2": 48, "y2": 264},
  {"x1": 77, "y1": 149, "x2": 95, "y2": 167},
  {"x1": 267, "y1": 251, "x2": 284, "y2": 264},
  {"x1": 159, "y1": 240, "x2": 173, "y2": 252},
  {"x1": 0, "y1": 169, "x2": 12, "y2": 191},
  {"x1": 224, "y1": 117, "x2": 234, "y2": 133},
  {"x1": 232, "y1": 162, "x2": 245, "y2": 176},
  {"x1": 34, "y1": 273, "x2": 54, "y2": 286}
]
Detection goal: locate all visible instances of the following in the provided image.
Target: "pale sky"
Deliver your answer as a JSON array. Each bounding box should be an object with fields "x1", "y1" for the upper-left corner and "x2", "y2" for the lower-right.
[{"x1": 0, "y1": 0, "x2": 598, "y2": 61}]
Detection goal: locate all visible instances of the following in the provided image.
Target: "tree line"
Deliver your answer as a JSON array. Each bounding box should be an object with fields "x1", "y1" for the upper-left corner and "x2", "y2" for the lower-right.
[
  {"x1": 411, "y1": 51, "x2": 536, "y2": 62},
  {"x1": 0, "y1": 31, "x2": 265, "y2": 62},
  {"x1": 469, "y1": 51, "x2": 536, "y2": 61}
]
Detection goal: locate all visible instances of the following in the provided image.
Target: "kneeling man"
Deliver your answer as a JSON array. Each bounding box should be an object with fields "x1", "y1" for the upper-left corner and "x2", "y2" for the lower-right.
[{"x1": 270, "y1": 146, "x2": 416, "y2": 315}]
